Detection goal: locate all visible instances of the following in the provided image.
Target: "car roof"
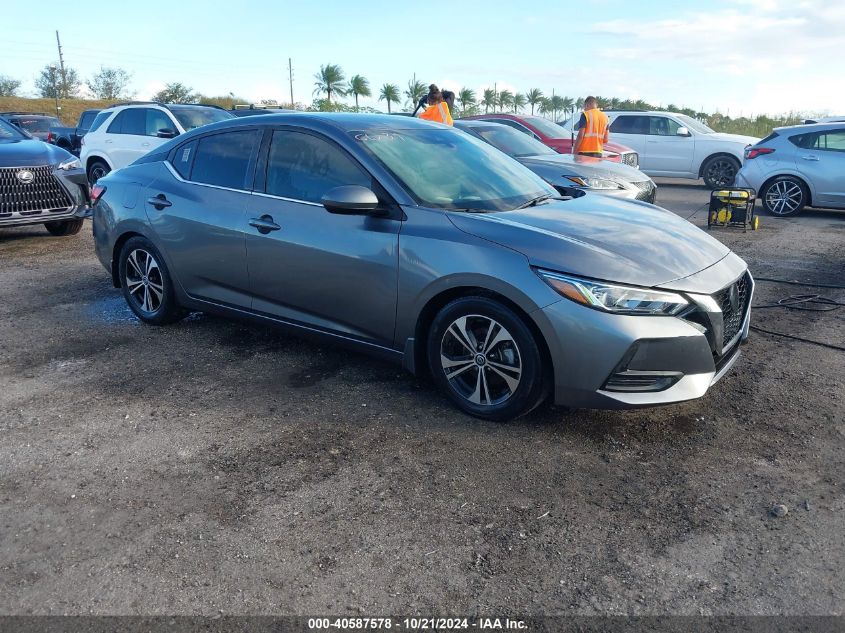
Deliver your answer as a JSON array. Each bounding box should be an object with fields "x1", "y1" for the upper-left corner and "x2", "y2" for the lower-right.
[
  {"x1": 0, "y1": 112, "x2": 54, "y2": 118},
  {"x1": 179, "y1": 112, "x2": 451, "y2": 136},
  {"x1": 454, "y1": 120, "x2": 503, "y2": 129},
  {"x1": 774, "y1": 121, "x2": 845, "y2": 133}
]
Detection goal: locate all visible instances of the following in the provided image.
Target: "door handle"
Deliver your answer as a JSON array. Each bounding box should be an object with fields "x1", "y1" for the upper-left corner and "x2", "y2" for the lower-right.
[
  {"x1": 104, "y1": 139, "x2": 113, "y2": 144},
  {"x1": 249, "y1": 214, "x2": 281, "y2": 234},
  {"x1": 801, "y1": 155, "x2": 820, "y2": 161},
  {"x1": 141, "y1": 142, "x2": 151, "y2": 147},
  {"x1": 146, "y1": 194, "x2": 171, "y2": 210}
]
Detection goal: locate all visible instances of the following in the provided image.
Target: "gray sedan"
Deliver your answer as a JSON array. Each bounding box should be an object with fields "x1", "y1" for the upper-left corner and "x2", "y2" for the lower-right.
[
  {"x1": 735, "y1": 122, "x2": 845, "y2": 215},
  {"x1": 92, "y1": 113, "x2": 752, "y2": 420},
  {"x1": 455, "y1": 120, "x2": 656, "y2": 203}
]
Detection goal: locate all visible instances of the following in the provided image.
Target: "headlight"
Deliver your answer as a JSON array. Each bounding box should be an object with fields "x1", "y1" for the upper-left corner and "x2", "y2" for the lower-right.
[
  {"x1": 566, "y1": 176, "x2": 623, "y2": 190},
  {"x1": 58, "y1": 158, "x2": 81, "y2": 171},
  {"x1": 538, "y1": 270, "x2": 689, "y2": 315}
]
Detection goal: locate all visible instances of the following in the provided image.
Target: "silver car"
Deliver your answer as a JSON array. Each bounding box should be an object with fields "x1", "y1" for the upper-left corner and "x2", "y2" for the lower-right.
[
  {"x1": 735, "y1": 122, "x2": 845, "y2": 216},
  {"x1": 93, "y1": 114, "x2": 752, "y2": 421},
  {"x1": 455, "y1": 120, "x2": 656, "y2": 203}
]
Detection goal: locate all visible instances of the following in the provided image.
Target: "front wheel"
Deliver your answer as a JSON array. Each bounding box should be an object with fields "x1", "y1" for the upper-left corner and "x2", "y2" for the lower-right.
[
  {"x1": 44, "y1": 219, "x2": 83, "y2": 236},
  {"x1": 87, "y1": 160, "x2": 110, "y2": 185},
  {"x1": 427, "y1": 297, "x2": 548, "y2": 421},
  {"x1": 118, "y1": 236, "x2": 186, "y2": 325},
  {"x1": 701, "y1": 155, "x2": 740, "y2": 189}
]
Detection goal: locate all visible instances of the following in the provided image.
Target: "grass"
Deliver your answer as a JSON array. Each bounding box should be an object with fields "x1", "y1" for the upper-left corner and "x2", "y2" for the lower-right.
[{"x1": 0, "y1": 97, "x2": 114, "y2": 126}]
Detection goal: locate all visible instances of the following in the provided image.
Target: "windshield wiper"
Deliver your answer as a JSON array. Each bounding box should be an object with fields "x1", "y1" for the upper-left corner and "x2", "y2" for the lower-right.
[{"x1": 514, "y1": 194, "x2": 553, "y2": 210}]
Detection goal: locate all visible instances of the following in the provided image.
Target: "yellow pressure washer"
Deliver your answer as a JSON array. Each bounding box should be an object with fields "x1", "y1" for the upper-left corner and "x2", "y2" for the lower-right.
[{"x1": 707, "y1": 187, "x2": 759, "y2": 232}]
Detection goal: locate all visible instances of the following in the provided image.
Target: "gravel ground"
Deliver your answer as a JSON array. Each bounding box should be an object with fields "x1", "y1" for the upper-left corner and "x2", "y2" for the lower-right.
[{"x1": 1, "y1": 182, "x2": 843, "y2": 616}]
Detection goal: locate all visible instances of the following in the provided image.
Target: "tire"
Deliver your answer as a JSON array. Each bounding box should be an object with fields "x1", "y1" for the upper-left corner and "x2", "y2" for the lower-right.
[
  {"x1": 701, "y1": 155, "x2": 740, "y2": 189},
  {"x1": 118, "y1": 236, "x2": 186, "y2": 325},
  {"x1": 87, "y1": 160, "x2": 110, "y2": 185},
  {"x1": 44, "y1": 219, "x2": 83, "y2": 236},
  {"x1": 427, "y1": 296, "x2": 547, "y2": 421},
  {"x1": 760, "y1": 176, "x2": 808, "y2": 217}
]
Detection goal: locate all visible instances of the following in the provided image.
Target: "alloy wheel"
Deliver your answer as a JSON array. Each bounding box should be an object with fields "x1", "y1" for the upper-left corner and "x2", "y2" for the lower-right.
[
  {"x1": 765, "y1": 180, "x2": 804, "y2": 215},
  {"x1": 439, "y1": 314, "x2": 522, "y2": 407},
  {"x1": 89, "y1": 164, "x2": 108, "y2": 183},
  {"x1": 704, "y1": 158, "x2": 737, "y2": 188},
  {"x1": 124, "y1": 248, "x2": 164, "y2": 314}
]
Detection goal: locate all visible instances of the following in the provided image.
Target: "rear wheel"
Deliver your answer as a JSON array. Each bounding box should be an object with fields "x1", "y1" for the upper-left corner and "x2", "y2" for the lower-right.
[
  {"x1": 44, "y1": 219, "x2": 83, "y2": 236},
  {"x1": 427, "y1": 297, "x2": 547, "y2": 421},
  {"x1": 87, "y1": 160, "x2": 110, "y2": 185},
  {"x1": 702, "y1": 155, "x2": 740, "y2": 189},
  {"x1": 761, "y1": 176, "x2": 807, "y2": 216},
  {"x1": 118, "y1": 236, "x2": 186, "y2": 325}
]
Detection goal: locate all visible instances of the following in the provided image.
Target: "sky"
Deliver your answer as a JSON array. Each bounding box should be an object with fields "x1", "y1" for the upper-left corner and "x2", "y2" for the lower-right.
[{"x1": 1, "y1": 0, "x2": 843, "y2": 117}]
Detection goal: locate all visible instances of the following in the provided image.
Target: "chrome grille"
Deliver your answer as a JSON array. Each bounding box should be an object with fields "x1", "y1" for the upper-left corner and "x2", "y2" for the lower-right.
[
  {"x1": 0, "y1": 165, "x2": 73, "y2": 219},
  {"x1": 713, "y1": 273, "x2": 751, "y2": 348},
  {"x1": 632, "y1": 180, "x2": 656, "y2": 203},
  {"x1": 622, "y1": 152, "x2": 639, "y2": 168}
]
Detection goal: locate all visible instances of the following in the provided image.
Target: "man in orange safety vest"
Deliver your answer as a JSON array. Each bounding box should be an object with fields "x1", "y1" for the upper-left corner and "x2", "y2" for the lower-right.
[
  {"x1": 573, "y1": 96, "x2": 608, "y2": 157},
  {"x1": 418, "y1": 84, "x2": 454, "y2": 126}
]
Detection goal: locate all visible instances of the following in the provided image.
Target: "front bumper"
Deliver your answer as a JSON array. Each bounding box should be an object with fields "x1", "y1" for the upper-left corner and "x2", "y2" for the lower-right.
[
  {"x1": 535, "y1": 267, "x2": 752, "y2": 409},
  {"x1": 0, "y1": 166, "x2": 89, "y2": 227}
]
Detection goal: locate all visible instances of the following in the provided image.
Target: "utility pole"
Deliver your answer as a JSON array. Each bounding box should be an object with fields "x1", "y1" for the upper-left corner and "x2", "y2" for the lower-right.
[
  {"x1": 55, "y1": 31, "x2": 66, "y2": 93},
  {"x1": 288, "y1": 58, "x2": 294, "y2": 108}
]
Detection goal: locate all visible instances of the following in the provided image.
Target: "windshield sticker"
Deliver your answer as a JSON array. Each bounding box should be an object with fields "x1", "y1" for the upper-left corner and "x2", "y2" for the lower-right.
[
  {"x1": 181, "y1": 147, "x2": 192, "y2": 162},
  {"x1": 354, "y1": 132, "x2": 403, "y2": 142}
]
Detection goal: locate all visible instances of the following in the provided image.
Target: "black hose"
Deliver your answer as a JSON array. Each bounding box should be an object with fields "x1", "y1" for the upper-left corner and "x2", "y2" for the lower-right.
[
  {"x1": 750, "y1": 325, "x2": 845, "y2": 353},
  {"x1": 754, "y1": 276, "x2": 845, "y2": 289}
]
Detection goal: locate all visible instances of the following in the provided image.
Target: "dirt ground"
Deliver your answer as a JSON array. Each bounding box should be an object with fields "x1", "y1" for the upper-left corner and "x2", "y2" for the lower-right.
[{"x1": 1, "y1": 181, "x2": 843, "y2": 616}]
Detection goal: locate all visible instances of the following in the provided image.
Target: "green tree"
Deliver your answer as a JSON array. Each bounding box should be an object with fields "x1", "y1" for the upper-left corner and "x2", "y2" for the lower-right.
[
  {"x1": 561, "y1": 97, "x2": 575, "y2": 120},
  {"x1": 526, "y1": 88, "x2": 544, "y2": 115},
  {"x1": 152, "y1": 82, "x2": 197, "y2": 103},
  {"x1": 512, "y1": 93, "x2": 527, "y2": 114},
  {"x1": 405, "y1": 78, "x2": 426, "y2": 109},
  {"x1": 457, "y1": 87, "x2": 476, "y2": 115},
  {"x1": 379, "y1": 83, "x2": 400, "y2": 113},
  {"x1": 35, "y1": 64, "x2": 81, "y2": 99},
  {"x1": 87, "y1": 66, "x2": 133, "y2": 100},
  {"x1": 548, "y1": 95, "x2": 565, "y2": 120},
  {"x1": 481, "y1": 89, "x2": 496, "y2": 114},
  {"x1": 0, "y1": 75, "x2": 21, "y2": 97},
  {"x1": 497, "y1": 90, "x2": 513, "y2": 113},
  {"x1": 313, "y1": 64, "x2": 348, "y2": 104},
  {"x1": 349, "y1": 74, "x2": 371, "y2": 111}
]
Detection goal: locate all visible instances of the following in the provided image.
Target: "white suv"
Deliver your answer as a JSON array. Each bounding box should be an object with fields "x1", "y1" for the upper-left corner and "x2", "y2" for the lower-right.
[
  {"x1": 561, "y1": 111, "x2": 759, "y2": 188},
  {"x1": 80, "y1": 102, "x2": 233, "y2": 183}
]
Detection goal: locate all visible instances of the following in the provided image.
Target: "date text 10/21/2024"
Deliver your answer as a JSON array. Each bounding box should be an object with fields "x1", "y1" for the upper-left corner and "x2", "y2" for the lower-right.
[{"x1": 307, "y1": 617, "x2": 528, "y2": 630}]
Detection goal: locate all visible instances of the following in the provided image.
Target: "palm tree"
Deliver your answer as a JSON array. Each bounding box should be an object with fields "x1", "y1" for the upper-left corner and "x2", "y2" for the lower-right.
[
  {"x1": 405, "y1": 78, "x2": 426, "y2": 110},
  {"x1": 561, "y1": 97, "x2": 575, "y2": 121},
  {"x1": 512, "y1": 93, "x2": 527, "y2": 114},
  {"x1": 313, "y1": 63, "x2": 347, "y2": 104},
  {"x1": 457, "y1": 87, "x2": 476, "y2": 115},
  {"x1": 538, "y1": 97, "x2": 552, "y2": 117},
  {"x1": 349, "y1": 74, "x2": 371, "y2": 111},
  {"x1": 481, "y1": 89, "x2": 496, "y2": 114},
  {"x1": 497, "y1": 90, "x2": 513, "y2": 113},
  {"x1": 548, "y1": 95, "x2": 565, "y2": 121},
  {"x1": 526, "y1": 88, "x2": 544, "y2": 115},
  {"x1": 379, "y1": 83, "x2": 400, "y2": 114},
  {"x1": 595, "y1": 96, "x2": 611, "y2": 109}
]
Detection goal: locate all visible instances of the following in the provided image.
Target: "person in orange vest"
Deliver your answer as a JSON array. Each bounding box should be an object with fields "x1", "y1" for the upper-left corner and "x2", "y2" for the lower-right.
[
  {"x1": 418, "y1": 84, "x2": 454, "y2": 126},
  {"x1": 573, "y1": 96, "x2": 609, "y2": 157}
]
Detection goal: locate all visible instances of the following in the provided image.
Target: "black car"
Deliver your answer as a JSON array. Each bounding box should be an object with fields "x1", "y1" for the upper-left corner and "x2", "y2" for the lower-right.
[
  {"x1": 0, "y1": 112, "x2": 63, "y2": 142},
  {"x1": 48, "y1": 109, "x2": 101, "y2": 155},
  {"x1": 0, "y1": 117, "x2": 90, "y2": 236}
]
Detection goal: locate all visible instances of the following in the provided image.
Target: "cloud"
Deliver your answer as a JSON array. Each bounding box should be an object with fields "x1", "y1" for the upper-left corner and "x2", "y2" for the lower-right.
[{"x1": 591, "y1": 0, "x2": 845, "y2": 114}]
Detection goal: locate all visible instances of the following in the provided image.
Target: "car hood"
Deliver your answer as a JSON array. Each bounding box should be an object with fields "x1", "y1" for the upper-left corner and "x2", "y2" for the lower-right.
[
  {"x1": 704, "y1": 132, "x2": 760, "y2": 145},
  {"x1": 0, "y1": 138, "x2": 72, "y2": 167},
  {"x1": 447, "y1": 195, "x2": 730, "y2": 288},
  {"x1": 519, "y1": 153, "x2": 648, "y2": 182}
]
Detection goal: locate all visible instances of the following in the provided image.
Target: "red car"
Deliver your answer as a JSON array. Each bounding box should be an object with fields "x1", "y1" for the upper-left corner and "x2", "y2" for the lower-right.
[{"x1": 461, "y1": 113, "x2": 639, "y2": 168}]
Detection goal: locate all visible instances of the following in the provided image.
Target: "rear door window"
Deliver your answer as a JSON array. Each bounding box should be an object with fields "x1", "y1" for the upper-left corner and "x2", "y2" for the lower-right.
[
  {"x1": 189, "y1": 130, "x2": 259, "y2": 190},
  {"x1": 107, "y1": 109, "x2": 145, "y2": 135},
  {"x1": 610, "y1": 115, "x2": 648, "y2": 134}
]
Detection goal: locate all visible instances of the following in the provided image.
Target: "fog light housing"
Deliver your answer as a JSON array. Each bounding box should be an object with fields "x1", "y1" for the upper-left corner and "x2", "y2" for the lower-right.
[{"x1": 603, "y1": 370, "x2": 683, "y2": 393}]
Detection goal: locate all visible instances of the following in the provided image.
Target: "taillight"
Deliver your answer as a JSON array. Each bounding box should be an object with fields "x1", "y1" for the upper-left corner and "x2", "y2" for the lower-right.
[
  {"x1": 745, "y1": 147, "x2": 775, "y2": 160},
  {"x1": 47, "y1": 132, "x2": 54, "y2": 143},
  {"x1": 90, "y1": 184, "x2": 106, "y2": 203}
]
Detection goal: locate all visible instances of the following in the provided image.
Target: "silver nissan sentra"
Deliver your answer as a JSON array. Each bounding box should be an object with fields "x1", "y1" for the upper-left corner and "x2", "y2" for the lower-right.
[{"x1": 92, "y1": 113, "x2": 752, "y2": 421}]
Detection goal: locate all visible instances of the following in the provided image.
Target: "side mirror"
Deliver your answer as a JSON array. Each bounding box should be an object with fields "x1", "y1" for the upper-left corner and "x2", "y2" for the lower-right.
[
  {"x1": 157, "y1": 128, "x2": 178, "y2": 138},
  {"x1": 322, "y1": 185, "x2": 381, "y2": 215},
  {"x1": 676, "y1": 126, "x2": 691, "y2": 137}
]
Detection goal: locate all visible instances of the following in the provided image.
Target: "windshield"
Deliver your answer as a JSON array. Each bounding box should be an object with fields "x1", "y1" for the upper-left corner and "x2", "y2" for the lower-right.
[
  {"x1": 169, "y1": 106, "x2": 233, "y2": 131},
  {"x1": 676, "y1": 114, "x2": 714, "y2": 134},
  {"x1": 352, "y1": 128, "x2": 555, "y2": 212},
  {"x1": 466, "y1": 124, "x2": 557, "y2": 158},
  {"x1": 522, "y1": 116, "x2": 569, "y2": 138},
  {"x1": 15, "y1": 117, "x2": 60, "y2": 133},
  {"x1": 0, "y1": 118, "x2": 26, "y2": 140}
]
